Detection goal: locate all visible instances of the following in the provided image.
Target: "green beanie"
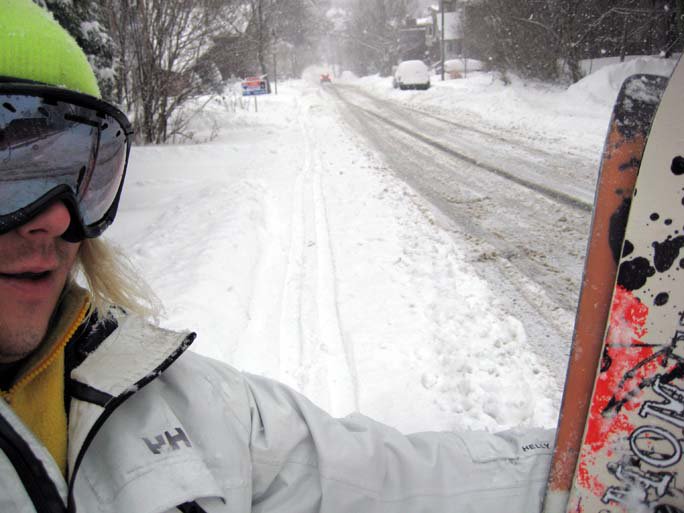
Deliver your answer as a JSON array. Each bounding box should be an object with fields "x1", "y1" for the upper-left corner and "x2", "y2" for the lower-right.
[{"x1": 0, "y1": 0, "x2": 100, "y2": 97}]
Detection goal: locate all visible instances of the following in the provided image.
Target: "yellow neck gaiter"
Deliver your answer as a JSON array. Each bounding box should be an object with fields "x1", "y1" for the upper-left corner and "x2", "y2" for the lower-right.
[{"x1": 0, "y1": 287, "x2": 89, "y2": 477}]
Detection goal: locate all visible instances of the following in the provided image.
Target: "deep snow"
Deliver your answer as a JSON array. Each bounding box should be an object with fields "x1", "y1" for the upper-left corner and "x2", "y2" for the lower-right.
[{"x1": 106, "y1": 56, "x2": 677, "y2": 434}]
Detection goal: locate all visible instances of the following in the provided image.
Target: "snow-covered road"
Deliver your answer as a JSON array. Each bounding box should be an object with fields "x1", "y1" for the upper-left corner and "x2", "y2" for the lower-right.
[
  {"x1": 333, "y1": 84, "x2": 597, "y2": 209},
  {"x1": 329, "y1": 82, "x2": 592, "y2": 372},
  {"x1": 108, "y1": 78, "x2": 560, "y2": 433}
]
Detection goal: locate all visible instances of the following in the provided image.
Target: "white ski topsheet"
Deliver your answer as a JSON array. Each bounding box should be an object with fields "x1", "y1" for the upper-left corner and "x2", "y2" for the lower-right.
[{"x1": 567, "y1": 58, "x2": 684, "y2": 512}]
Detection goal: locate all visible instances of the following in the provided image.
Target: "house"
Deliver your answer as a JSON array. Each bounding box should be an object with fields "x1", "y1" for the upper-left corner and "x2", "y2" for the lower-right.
[
  {"x1": 397, "y1": 4, "x2": 458, "y2": 65},
  {"x1": 428, "y1": 1, "x2": 463, "y2": 61},
  {"x1": 398, "y1": 18, "x2": 429, "y2": 62},
  {"x1": 398, "y1": 0, "x2": 485, "y2": 67}
]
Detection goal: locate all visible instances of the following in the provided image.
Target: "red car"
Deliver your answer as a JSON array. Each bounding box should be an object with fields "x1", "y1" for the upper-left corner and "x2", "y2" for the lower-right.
[{"x1": 320, "y1": 73, "x2": 332, "y2": 84}]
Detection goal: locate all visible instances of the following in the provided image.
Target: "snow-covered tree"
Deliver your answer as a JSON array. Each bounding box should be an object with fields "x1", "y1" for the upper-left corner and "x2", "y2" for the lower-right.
[
  {"x1": 195, "y1": 1, "x2": 328, "y2": 83},
  {"x1": 464, "y1": 0, "x2": 682, "y2": 83},
  {"x1": 343, "y1": 0, "x2": 415, "y2": 76},
  {"x1": 237, "y1": 0, "x2": 327, "y2": 78},
  {"x1": 271, "y1": 0, "x2": 328, "y2": 78},
  {"x1": 104, "y1": 0, "x2": 240, "y2": 143}
]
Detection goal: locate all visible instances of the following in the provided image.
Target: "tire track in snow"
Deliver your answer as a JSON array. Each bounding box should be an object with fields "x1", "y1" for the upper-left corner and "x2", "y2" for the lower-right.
[{"x1": 331, "y1": 85, "x2": 593, "y2": 212}]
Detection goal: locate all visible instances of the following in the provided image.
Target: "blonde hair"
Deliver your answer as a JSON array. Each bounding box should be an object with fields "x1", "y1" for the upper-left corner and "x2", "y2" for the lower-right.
[{"x1": 75, "y1": 238, "x2": 162, "y2": 321}]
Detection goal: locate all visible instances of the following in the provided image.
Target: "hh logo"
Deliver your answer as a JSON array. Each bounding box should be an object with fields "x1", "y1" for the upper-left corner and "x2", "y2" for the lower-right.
[{"x1": 143, "y1": 427, "x2": 192, "y2": 455}]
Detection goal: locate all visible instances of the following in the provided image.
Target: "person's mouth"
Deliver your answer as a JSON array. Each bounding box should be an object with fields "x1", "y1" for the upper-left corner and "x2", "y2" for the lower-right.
[
  {"x1": 0, "y1": 268, "x2": 59, "y2": 298},
  {"x1": 0, "y1": 270, "x2": 52, "y2": 281},
  {"x1": 0, "y1": 270, "x2": 53, "y2": 281}
]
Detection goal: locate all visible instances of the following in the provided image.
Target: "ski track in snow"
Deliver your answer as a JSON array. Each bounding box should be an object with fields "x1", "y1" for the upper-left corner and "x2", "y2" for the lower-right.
[{"x1": 277, "y1": 100, "x2": 359, "y2": 416}]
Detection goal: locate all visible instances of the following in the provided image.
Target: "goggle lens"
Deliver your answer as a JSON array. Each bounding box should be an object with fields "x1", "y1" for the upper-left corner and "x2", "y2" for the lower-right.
[{"x1": 0, "y1": 89, "x2": 131, "y2": 238}]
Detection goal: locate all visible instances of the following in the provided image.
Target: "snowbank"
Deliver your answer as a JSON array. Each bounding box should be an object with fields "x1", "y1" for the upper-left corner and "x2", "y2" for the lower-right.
[
  {"x1": 568, "y1": 56, "x2": 677, "y2": 109},
  {"x1": 347, "y1": 55, "x2": 678, "y2": 160},
  {"x1": 444, "y1": 58, "x2": 484, "y2": 73}
]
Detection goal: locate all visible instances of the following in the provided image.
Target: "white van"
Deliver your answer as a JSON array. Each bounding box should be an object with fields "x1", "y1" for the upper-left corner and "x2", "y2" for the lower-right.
[{"x1": 393, "y1": 60, "x2": 430, "y2": 90}]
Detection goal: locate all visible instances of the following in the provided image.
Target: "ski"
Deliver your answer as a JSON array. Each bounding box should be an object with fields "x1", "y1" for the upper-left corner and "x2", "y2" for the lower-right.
[
  {"x1": 554, "y1": 56, "x2": 684, "y2": 513},
  {"x1": 543, "y1": 72, "x2": 669, "y2": 513}
]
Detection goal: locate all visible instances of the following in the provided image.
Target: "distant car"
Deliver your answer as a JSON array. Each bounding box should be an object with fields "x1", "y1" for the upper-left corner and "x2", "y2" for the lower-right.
[
  {"x1": 320, "y1": 73, "x2": 332, "y2": 84},
  {"x1": 393, "y1": 60, "x2": 430, "y2": 90}
]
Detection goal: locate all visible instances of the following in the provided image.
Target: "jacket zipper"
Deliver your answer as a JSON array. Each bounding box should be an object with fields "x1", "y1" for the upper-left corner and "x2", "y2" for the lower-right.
[
  {"x1": 0, "y1": 413, "x2": 67, "y2": 513},
  {"x1": 66, "y1": 332, "x2": 196, "y2": 512}
]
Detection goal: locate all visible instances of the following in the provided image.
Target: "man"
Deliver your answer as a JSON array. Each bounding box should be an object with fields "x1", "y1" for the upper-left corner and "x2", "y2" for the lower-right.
[{"x1": 0, "y1": 1, "x2": 554, "y2": 512}]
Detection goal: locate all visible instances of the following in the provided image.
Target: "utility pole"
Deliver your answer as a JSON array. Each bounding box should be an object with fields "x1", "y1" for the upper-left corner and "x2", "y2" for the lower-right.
[
  {"x1": 440, "y1": 0, "x2": 445, "y2": 81},
  {"x1": 462, "y1": 5, "x2": 467, "y2": 79},
  {"x1": 272, "y1": 29, "x2": 278, "y2": 95},
  {"x1": 272, "y1": 53, "x2": 278, "y2": 94}
]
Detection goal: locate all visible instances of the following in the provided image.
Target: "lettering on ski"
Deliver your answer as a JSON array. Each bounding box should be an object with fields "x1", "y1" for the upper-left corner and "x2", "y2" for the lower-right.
[
  {"x1": 542, "y1": 74, "x2": 668, "y2": 513},
  {"x1": 566, "y1": 58, "x2": 684, "y2": 513}
]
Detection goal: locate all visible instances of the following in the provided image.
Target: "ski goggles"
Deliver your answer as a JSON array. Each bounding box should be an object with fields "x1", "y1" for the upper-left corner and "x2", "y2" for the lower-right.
[{"x1": 0, "y1": 81, "x2": 133, "y2": 242}]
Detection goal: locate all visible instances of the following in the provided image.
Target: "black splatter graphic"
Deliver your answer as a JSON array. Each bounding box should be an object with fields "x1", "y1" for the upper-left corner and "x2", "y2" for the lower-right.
[
  {"x1": 672, "y1": 156, "x2": 684, "y2": 176},
  {"x1": 615, "y1": 75, "x2": 668, "y2": 138},
  {"x1": 655, "y1": 504, "x2": 684, "y2": 513},
  {"x1": 654, "y1": 292, "x2": 670, "y2": 306},
  {"x1": 651, "y1": 212, "x2": 660, "y2": 221},
  {"x1": 665, "y1": 219, "x2": 673, "y2": 226},
  {"x1": 618, "y1": 257, "x2": 655, "y2": 290},
  {"x1": 680, "y1": 258, "x2": 684, "y2": 269},
  {"x1": 619, "y1": 157, "x2": 641, "y2": 172},
  {"x1": 600, "y1": 348, "x2": 612, "y2": 373},
  {"x1": 653, "y1": 235, "x2": 684, "y2": 272},
  {"x1": 610, "y1": 198, "x2": 632, "y2": 264},
  {"x1": 623, "y1": 239, "x2": 635, "y2": 258}
]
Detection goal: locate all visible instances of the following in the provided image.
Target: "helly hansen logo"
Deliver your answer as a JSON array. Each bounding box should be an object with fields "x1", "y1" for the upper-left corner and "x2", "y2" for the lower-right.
[
  {"x1": 522, "y1": 442, "x2": 550, "y2": 452},
  {"x1": 143, "y1": 427, "x2": 192, "y2": 455}
]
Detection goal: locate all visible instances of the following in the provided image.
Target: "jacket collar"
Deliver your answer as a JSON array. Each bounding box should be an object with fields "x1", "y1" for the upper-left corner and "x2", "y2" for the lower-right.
[
  {"x1": 70, "y1": 309, "x2": 195, "y2": 402},
  {"x1": 65, "y1": 306, "x2": 195, "y2": 489}
]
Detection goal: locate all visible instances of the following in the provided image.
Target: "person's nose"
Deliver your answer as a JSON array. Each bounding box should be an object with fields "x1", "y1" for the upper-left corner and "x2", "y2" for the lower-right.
[{"x1": 15, "y1": 201, "x2": 72, "y2": 239}]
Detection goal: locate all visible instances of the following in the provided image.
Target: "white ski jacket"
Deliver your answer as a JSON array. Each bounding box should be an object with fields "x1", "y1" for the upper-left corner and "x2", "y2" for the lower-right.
[{"x1": 0, "y1": 312, "x2": 554, "y2": 513}]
